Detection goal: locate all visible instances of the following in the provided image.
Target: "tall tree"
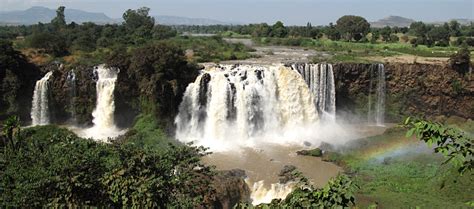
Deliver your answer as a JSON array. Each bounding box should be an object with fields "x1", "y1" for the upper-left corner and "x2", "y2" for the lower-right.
[
  {"x1": 271, "y1": 21, "x2": 288, "y2": 38},
  {"x1": 122, "y1": 7, "x2": 155, "y2": 41},
  {"x1": 335, "y1": 15, "x2": 370, "y2": 41},
  {"x1": 51, "y1": 6, "x2": 66, "y2": 30}
]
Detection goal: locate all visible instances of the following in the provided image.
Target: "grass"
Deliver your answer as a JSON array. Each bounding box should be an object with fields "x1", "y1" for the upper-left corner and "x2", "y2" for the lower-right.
[
  {"x1": 120, "y1": 114, "x2": 174, "y2": 152},
  {"x1": 327, "y1": 124, "x2": 474, "y2": 208},
  {"x1": 253, "y1": 37, "x2": 474, "y2": 63}
]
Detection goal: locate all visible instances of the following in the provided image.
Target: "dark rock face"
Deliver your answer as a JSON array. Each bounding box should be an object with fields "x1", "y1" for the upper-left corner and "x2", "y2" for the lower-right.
[
  {"x1": 334, "y1": 63, "x2": 473, "y2": 122},
  {"x1": 49, "y1": 65, "x2": 97, "y2": 126},
  {"x1": 211, "y1": 169, "x2": 251, "y2": 209},
  {"x1": 0, "y1": 55, "x2": 40, "y2": 123},
  {"x1": 278, "y1": 165, "x2": 297, "y2": 184}
]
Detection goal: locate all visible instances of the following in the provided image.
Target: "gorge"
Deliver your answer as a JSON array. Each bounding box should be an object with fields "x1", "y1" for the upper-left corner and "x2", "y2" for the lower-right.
[{"x1": 7, "y1": 56, "x2": 473, "y2": 207}]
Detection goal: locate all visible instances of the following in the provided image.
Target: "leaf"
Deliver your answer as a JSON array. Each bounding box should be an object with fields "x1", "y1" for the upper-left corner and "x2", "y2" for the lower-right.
[{"x1": 406, "y1": 128, "x2": 415, "y2": 138}]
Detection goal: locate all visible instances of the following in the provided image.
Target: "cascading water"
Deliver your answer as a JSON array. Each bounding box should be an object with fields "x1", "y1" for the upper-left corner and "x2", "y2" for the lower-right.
[
  {"x1": 291, "y1": 63, "x2": 336, "y2": 122},
  {"x1": 83, "y1": 65, "x2": 123, "y2": 140},
  {"x1": 66, "y1": 69, "x2": 77, "y2": 123},
  {"x1": 31, "y1": 71, "x2": 53, "y2": 125},
  {"x1": 367, "y1": 64, "x2": 386, "y2": 126},
  {"x1": 248, "y1": 180, "x2": 294, "y2": 205},
  {"x1": 175, "y1": 64, "x2": 318, "y2": 150}
]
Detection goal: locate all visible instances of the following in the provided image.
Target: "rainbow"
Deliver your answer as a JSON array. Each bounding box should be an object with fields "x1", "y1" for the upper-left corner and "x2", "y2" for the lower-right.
[{"x1": 356, "y1": 136, "x2": 424, "y2": 162}]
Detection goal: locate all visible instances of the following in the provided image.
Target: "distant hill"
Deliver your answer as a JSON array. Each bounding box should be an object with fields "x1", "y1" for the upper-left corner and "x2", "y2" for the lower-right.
[
  {"x1": 370, "y1": 16, "x2": 415, "y2": 28},
  {"x1": 153, "y1": 15, "x2": 231, "y2": 25},
  {"x1": 371, "y1": 16, "x2": 473, "y2": 28},
  {"x1": 0, "y1": 6, "x2": 116, "y2": 25}
]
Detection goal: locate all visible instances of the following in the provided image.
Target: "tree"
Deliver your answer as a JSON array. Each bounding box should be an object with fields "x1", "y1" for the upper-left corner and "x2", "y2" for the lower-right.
[
  {"x1": 336, "y1": 15, "x2": 370, "y2": 41},
  {"x1": 404, "y1": 117, "x2": 473, "y2": 174},
  {"x1": 427, "y1": 26, "x2": 450, "y2": 44},
  {"x1": 122, "y1": 7, "x2": 155, "y2": 41},
  {"x1": 325, "y1": 23, "x2": 341, "y2": 41},
  {"x1": 409, "y1": 21, "x2": 428, "y2": 37},
  {"x1": 51, "y1": 6, "x2": 66, "y2": 30},
  {"x1": 380, "y1": 26, "x2": 392, "y2": 42},
  {"x1": 271, "y1": 21, "x2": 288, "y2": 38},
  {"x1": 449, "y1": 20, "x2": 461, "y2": 37},
  {"x1": 28, "y1": 32, "x2": 68, "y2": 56}
]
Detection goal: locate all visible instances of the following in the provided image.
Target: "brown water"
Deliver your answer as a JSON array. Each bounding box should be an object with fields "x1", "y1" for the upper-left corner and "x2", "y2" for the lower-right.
[
  {"x1": 204, "y1": 144, "x2": 342, "y2": 187},
  {"x1": 203, "y1": 123, "x2": 392, "y2": 189}
]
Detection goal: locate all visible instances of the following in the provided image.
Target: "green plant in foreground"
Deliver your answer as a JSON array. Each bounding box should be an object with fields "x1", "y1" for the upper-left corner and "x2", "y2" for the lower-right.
[{"x1": 404, "y1": 117, "x2": 473, "y2": 174}]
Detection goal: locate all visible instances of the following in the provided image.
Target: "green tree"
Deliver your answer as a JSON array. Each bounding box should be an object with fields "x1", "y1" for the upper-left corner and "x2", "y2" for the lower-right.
[
  {"x1": 28, "y1": 32, "x2": 68, "y2": 56},
  {"x1": 449, "y1": 20, "x2": 461, "y2": 37},
  {"x1": 51, "y1": 6, "x2": 66, "y2": 30},
  {"x1": 122, "y1": 7, "x2": 155, "y2": 42},
  {"x1": 404, "y1": 117, "x2": 473, "y2": 175},
  {"x1": 336, "y1": 15, "x2": 370, "y2": 41},
  {"x1": 409, "y1": 21, "x2": 428, "y2": 37},
  {"x1": 271, "y1": 21, "x2": 288, "y2": 38},
  {"x1": 325, "y1": 22, "x2": 341, "y2": 41},
  {"x1": 380, "y1": 26, "x2": 392, "y2": 42},
  {"x1": 427, "y1": 26, "x2": 450, "y2": 45}
]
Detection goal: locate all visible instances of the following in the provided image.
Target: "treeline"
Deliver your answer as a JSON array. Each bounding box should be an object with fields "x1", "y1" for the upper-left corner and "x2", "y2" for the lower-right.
[
  {"x1": 0, "y1": 7, "x2": 177, "y2": 56},
  {"x1": 174, "y1": 16, "x2": 474, "y2": 47}
]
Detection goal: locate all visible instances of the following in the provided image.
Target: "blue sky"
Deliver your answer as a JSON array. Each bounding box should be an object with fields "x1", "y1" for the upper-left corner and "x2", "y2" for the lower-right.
[{"x1": 1, "y1": 0, "x2": 473, "y2": 25}]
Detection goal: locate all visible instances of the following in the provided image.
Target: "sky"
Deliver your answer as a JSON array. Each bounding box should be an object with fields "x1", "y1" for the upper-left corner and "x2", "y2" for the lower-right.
[{"x1": 1, "y1": 0, "x2": 473, "y2": 25}]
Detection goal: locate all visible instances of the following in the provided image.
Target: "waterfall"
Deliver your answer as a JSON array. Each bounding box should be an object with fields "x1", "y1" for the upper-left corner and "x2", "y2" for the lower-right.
[
  {"x1": 247, "y1": 180, "x2": 294, "y2": 205},
  {"x1": 175, "y1": 64, "x2": 318, "y2": 150},
  {"x1": 83, "y1": 65, "x2": 122, "y2": 140},
  {"x1": 31, "y1": 71, "x2": 53, "y2": 126},
  {"x1": 368, "y1": 64, "x2": 386, "y2": 126},
  {"x1": 291, "y1": 63, "x2": 336, "y2": 122},
  {"x1": 66, "y1": 69, "x2": 77, "y2": 123}
]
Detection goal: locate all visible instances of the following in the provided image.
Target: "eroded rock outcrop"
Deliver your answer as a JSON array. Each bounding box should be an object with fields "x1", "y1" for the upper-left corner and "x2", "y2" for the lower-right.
[{"x1": 334, "y1": 63, "x2": 473, "y2": 122}]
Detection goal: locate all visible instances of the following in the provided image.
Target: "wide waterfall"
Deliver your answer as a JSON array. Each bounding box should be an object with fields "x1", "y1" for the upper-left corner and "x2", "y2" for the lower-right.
[
  {"x1": 175, "y1": 64, "x2": 319, "y2": 150},
  {"x1": 291, "y1": 63, "x2": 336, "y2": 122},
  {"x1": 83, "y1": 65, "x2": 122, "y2": 140},
  {"x1": 31, "y1": 71, "x2": 53, "y2": 125},
  {"x1": 368, "y1": 64, "x2": 386, "y2": 126}
]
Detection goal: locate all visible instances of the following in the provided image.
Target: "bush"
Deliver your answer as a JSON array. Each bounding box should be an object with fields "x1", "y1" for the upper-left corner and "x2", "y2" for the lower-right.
[
  {"x1": 0, "y1": 125, "x2": 216, "y2": 208},
  {"x1": 27, "y1": 32, "x2": 69, "y2": 56}
]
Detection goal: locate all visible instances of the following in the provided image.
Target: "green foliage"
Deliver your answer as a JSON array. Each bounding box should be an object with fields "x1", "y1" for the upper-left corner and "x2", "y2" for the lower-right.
[
  {"x1": 27, "y1": 32, "x2": 68, "y2": 56},
  {"x1": 169, "y1": 36, "x2": 254, "y2": 62},
  {"x1": 122, "y1": 7, "x2": 155, "y2": 43},
  {"x1": 271, "y1": 21, "x2": 288, "y2": 38},
  {"x1": 51, "y1": 6, "x2": 66, "y2": 30},
  {"x1": 404, "y1": 117, "x2": 473, "y2": 174},
  {"x1": 0, "y1": 124, "x2": 216, "y2": 208},
  {"x1": 119, "y1": 114, "x2": 171, "y2": 151},
  {"x1": 336, "y1": 15, "x2": 370, "y2": 41},
  {"x1": 0, "y1": 39, "x2": 39, "y2": 118}
]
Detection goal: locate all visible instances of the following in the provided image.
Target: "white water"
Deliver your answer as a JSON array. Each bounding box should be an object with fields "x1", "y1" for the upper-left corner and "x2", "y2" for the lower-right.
[
  {"x1": 368, "y1": 64, "x2": 386, "y2": 126},
  {"x1": 248, "y1": 180, "x2": 294, "y2": 205},
  {"x1": 291, "y1": 63, "x2": 336, "y2": 122},
  {"x1": 31, "y1": 71, "x2": 53, "y2": 125},
  {"x1": 82, "y1": 65, "x2": 123, "y2": 141},
  {"x1": 175, "y1": 64, "x2": 322, "y2": 151}
]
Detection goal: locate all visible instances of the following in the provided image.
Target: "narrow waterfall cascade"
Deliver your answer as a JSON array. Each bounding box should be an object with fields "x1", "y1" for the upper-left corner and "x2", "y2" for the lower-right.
[
  {"x1": 83, "y1": 65, "x2": 123, "y2": 140},
  {"x1": 31, "y1": 71, "x2": 54, "y2": 125},
  {"x1": 247, "y1": 180, "x2": 295, "y2": 205},
  {"x1": 291, "y1": 63, "x2": 336, "y2": 122},
  {"x1": 66, "y1": 69, "x2": 77, "y2": 123},
  {"x1": 175, "y1": 64, "x2": 319, "y2": 151},
  {"x1": 368, "y1": 64, "x2": 386, "y2": 126}
]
